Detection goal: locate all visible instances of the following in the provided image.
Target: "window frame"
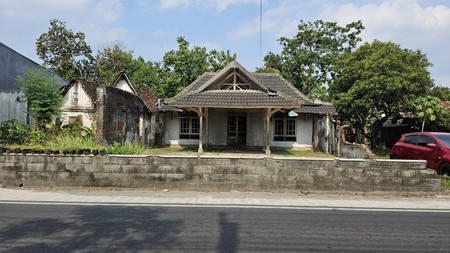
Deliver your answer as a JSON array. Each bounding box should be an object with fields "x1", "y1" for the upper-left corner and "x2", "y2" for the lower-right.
[
  {"x1": 273, "y1": 112, "x2": 296, "y2": 142},
  {"x1": 179, "y1": 111, "x2": 200, "y2": 139}
]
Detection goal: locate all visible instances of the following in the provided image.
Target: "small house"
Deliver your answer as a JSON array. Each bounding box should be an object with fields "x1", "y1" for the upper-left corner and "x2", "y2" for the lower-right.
[{"x1": 161, "y1": 61, "x2": 337, "y2": 154}]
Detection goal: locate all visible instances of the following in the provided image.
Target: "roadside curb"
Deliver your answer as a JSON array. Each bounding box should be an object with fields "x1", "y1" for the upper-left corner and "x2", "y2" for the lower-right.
[{"x1": 1, "y1": 188, "x2": 450, "y2": 211}]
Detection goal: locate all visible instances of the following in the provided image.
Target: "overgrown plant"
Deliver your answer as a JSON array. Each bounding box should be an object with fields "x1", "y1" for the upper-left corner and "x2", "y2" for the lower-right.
[
  {"x1": 0, "y1": 119, "x2": 31, "y2": 145},
  {"x1": 106, "y1": 142, "x2": 147, "y2": 155},
  {"x1": 442, "y1": 174, "x2": 450, "y2": 189},
  {"x1": 16, "y1": 67, "x2": 62, "y2": 130}
]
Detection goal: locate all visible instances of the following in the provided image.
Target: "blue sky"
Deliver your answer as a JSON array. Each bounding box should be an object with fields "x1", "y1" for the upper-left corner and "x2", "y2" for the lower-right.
[{"x1": 1, "y1": 0, "x2": 450, "y2": 88}]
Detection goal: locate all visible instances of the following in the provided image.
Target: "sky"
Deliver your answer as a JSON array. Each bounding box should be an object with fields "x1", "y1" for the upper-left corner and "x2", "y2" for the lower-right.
[{"x1": 1, "y1": 0, "x2": 450, "y2": 88}]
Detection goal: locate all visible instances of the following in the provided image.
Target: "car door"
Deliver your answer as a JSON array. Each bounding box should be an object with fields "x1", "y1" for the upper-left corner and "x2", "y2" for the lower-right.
[
  {"x1": 415, "y1": 134, "x2": 441, "y2": 170},
  {"x1": 397, "y1": 134, "x2": 418, "y2": 159}
]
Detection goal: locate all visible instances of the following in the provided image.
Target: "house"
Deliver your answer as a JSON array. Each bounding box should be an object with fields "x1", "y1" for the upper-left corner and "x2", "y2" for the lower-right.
[
  {"x1": 60, "y1": 72, "x2": 159, "y2": 146},
  {"x1": 161, "y1": 60, "x2": 337, "y2": 154},
  {"x1": 0, "y1": 42, "x2": 67, "y2": 125}
]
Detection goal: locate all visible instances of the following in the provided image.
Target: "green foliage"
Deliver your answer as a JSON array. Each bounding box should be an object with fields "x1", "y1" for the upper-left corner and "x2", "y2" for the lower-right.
[
  {"x1": 264, "y1": 20, "x2": 365, "y2": 99},
  {"x1": 442, "y1": 174, "x2": 450, "y2": 189},
  {"x1": 0, "y1": 120, "x2": 31, "y2": 145},
  {"x1": 430, "y1": 86, "x2": 450, "y2": 101},
  {"x1": 36, "y1": 19, "x2": 95, "y2": 81},
  {"x1": 160, "y1": 36, "x2": 236, "y2": 97},
  {"x1": 16, "y1": 68, "x2": 63, "y2": 129},
  {"x1": 413, "y1": 96, "x2": 445, "y2": 131},
  {"x1": 330, "y1": 40, "x2": 434, "y2": 146},
  {"x1": 106, "y1": 142, "x2": 147, "y2": 155}
]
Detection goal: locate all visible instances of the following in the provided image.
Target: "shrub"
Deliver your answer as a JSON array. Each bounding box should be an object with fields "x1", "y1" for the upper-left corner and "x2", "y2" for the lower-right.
[
  {"x1": 0, "y1": 119, "x2": 31, "y2": 145},
  {"x1": 442, "y1": 174, "x2": 450, "y2": 189}
]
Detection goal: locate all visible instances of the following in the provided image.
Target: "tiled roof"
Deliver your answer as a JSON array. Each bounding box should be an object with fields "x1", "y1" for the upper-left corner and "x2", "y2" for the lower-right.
[
  {"x1": 61, "y1": 79, "x2": 99, "y2": 107},
  {"x1": 294, "y1": 103, "x2": 337, "y2": 115},
  {"x1": 167, "y1": 90, "x2": 301, "y2": 108},
  {"x1": 136, "y1": 84, "x2": 159, "y2": 113},
  {"x1": 164, "y1": 61, "x2": 335, "y2": 114}
]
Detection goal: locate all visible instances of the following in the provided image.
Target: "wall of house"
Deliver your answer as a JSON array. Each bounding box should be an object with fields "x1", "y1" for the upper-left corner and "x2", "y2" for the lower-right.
[
  {"x1": 0, "y1": 154, "x2": 442, "y2": 192},
  {"x1": 164, "y1": 109, "x2": 316, "y2": 149},
  {"x1": 271, "y1": 113, "x2": 313, "y2": 150},
  {"x1": 98, "y1": 87, "x2": 151, "y2": 146},
  {"x1": 114, "y1": 79, "x2": 134, "y2": 94},
  {"x1": 60, "y1": 83, "x2": 95, "y2": 128}
]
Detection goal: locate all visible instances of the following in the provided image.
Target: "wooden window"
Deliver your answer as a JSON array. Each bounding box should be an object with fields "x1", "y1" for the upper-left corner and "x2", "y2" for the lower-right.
[
  {"x1": 274, "y1": 112, "x2": 296, "y2": 141},
  {"x1": 179, "y1": 111, "x2": 199, "y2": 139}
]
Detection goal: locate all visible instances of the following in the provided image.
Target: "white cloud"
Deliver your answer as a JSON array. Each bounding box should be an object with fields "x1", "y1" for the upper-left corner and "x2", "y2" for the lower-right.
[
  {"x1": 159, "y1": 0, "x2": 260, "y2": 12},
  {"x1": 94, "y1": 0, "x2": 123, "y2": 22}
]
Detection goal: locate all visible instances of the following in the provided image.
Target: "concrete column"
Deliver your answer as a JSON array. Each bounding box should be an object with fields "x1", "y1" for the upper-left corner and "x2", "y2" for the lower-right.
[{"x1": 198, "y1": 107, "x2": 203, "y2": 153}]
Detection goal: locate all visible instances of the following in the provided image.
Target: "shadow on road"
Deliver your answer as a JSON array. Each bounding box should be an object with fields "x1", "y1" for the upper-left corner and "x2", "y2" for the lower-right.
[
  {"x1": 0, "y1": 205, "x2": 183, "y2": 252},
  {"x1": 217, "y1": 211, "x2": 239, "y2": 253}
]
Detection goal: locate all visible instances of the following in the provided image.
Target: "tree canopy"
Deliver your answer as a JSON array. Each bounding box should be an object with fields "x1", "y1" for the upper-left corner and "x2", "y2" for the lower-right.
[
  {"x1": 16, "y1": 68, "x2": 62, "y2": 129},
  {"x1": 36, "y1": 19, "x2": 95, "y2": 81},
  {"x1": 95, "y1": 43, "x2": 159, "y2": 92},
  {"x1": 330, "y1": 40, "x2": 434, "y2": 145},
  {"x1": 160, "y1": 36, "x2": 236, "y2": 97},
  {"x1": 263, "y1": 20, "x2": 365, "y2": 99}
]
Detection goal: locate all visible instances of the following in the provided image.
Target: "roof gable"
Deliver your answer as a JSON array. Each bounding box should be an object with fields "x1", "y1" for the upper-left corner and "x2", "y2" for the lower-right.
[
  {"x1": 194, "y1": 60, "x2": 269, "y2": 93},
  {"x1": 111, "y1": 71, "x2": 137, "y2": 95}
]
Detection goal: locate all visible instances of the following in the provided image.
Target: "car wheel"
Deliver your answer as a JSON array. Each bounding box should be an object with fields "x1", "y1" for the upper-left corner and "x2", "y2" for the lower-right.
[{"x1": 439, "y1": 163, "x2": 450, "y2": 175}]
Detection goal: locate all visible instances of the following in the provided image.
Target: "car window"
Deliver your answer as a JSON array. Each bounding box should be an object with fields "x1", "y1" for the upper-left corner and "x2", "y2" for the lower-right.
[
  {"x1": 417, "y1": 134, "x2": 435, "y2": 147},
  {"x1": 403, "y1": 134, "x2": 418, "y2": 145},
  {"x1": 434, "y1": 134, "x2": 450, "y2": 147}
]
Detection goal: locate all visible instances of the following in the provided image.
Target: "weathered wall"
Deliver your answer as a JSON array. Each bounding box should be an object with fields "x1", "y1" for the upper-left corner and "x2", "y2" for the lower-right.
[
  {"x1": 0, "y1": 154, "x2": 442, "y2": 192},
  {"x1": 0, "y1": 42, "x2": 67, "y2": 125}
]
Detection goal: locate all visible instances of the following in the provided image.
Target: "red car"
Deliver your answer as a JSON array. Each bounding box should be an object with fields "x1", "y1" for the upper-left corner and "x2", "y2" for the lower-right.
[{"x1": 390, "y1": 132, "x2": 450, "y2": 175}]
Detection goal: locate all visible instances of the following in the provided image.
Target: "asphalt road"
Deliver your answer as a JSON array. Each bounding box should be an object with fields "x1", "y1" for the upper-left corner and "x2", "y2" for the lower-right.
[{"x1": 1, "y1": 203, "x2": 449, "y2": 252}]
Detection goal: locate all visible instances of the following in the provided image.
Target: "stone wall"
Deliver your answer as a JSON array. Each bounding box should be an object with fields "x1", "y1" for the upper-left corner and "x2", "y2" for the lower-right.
[{"x1": 0, "y1": 154, "x2": 442, "y2": 192}]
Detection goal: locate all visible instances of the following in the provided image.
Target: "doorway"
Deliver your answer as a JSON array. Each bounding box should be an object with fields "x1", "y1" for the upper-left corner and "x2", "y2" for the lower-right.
[{"x1": 227, "y1": 114, "x2": 247, "y2": 146}]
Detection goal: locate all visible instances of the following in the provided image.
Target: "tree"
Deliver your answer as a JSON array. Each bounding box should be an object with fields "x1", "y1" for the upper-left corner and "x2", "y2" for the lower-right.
[
  {"x1": 430, "y1": 86, "x2": 450, "y2": 101},
  {"x1": 263, "y1": 20, "x2": 364, "y2": 99},
  {"x1": 36, "y1": 19, "x2": 95, "y2": 81},
  {"x1": 16, "y1": 68, "x2": 63, "y2": 129},
  {"x1": 330, "y1": 40, "x2": 434, "y2": 146},
  {"x1": 413, "y1": 96, "x2": 445, "y2": 132},
  {"x1": 96, "y1": 43, "x2": 134, "y2": 84},
  {"x1": 161, "y1": 37, "x2": 236, "y2": 97}
]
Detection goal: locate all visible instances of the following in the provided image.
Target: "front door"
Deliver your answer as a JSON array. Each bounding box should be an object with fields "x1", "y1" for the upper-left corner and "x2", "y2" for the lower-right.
[{"x1": 227, "y1": 114, "x2": 247, "y2": 146}]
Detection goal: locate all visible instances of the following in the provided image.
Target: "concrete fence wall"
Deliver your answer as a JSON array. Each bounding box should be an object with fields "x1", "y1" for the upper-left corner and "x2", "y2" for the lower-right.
[{"x1": 0, "y1": 154, "x2": 442, "y2": 192}]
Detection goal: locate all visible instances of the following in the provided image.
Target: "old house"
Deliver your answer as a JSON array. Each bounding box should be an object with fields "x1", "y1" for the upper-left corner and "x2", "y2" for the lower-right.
[
  {"x1": 60, "y1": 72, "x2": 159, "y2": 146},
  {"x1": 0, "y1": 42, "x2": 67, "y2": 125},
  {"x1": 161, "y1": 60, "x2": 337, "y2": 154}
]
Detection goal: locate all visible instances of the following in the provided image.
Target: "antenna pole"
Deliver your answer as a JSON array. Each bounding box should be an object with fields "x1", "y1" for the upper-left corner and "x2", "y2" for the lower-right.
[{"x1": 260, "y1": 0, "x2": 262, "y2": 69}]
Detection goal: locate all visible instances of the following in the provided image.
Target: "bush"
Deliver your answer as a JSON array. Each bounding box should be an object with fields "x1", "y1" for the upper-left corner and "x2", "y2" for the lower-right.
[
  {"x1": 0, "y1": 119, "x2": 31, "y2": 145},
  {"x1": 442, "y1": 174, "x2": 450, "y2": 189},
  {"x1": 106, "y1": 142, "x2": 147, "y2": 155}
]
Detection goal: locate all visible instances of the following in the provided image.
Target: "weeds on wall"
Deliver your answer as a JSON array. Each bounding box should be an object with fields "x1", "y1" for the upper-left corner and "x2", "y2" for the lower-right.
[{"x1": 442, "y1": 174, "x2": 450, "y2": 189}]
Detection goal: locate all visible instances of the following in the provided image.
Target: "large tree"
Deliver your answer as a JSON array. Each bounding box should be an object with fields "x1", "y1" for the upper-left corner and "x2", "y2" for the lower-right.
[
  {"x1": 330, "y1": 40, "x2": 434, "y2": 146},
  {"x1": 263, "y1": 20, "x2": 364, "y2": 99},
  {"x1": 95, "y1": 43, "x2": 160, "y2": 95},
  {"x1": 36, "y1": 19, "x2": 95, "y2": 81},
  {"x1": 161, "y1": 36, "x2": 236, "y2": 97},
  {"x1": 16, "y1": 68, "x2": 62, "y2": 129}
]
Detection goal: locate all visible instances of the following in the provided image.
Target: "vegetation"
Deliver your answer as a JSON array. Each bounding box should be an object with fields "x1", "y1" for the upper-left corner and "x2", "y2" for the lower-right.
[
  {"x1": 27, "y1": 18, "x2": 450, "y2": 153},
  {"x1": 442, "y1": 174, "x2": 450, "y2": 189},
  {"x1": 160, "y1": 36, "x2": 236, "y2": 97},
  {"x1": 330, "y1": 40, "x2": 434, "y2": 147},
  {"x1": 16, "y1": 68, "x2": 63, "y2": 129},
  {"x1": 36, "y1": 19, "x2": 95, "y2": 81},
  {"x1": 262, "y1": 20, "x2": 364, "y2": 99}
]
